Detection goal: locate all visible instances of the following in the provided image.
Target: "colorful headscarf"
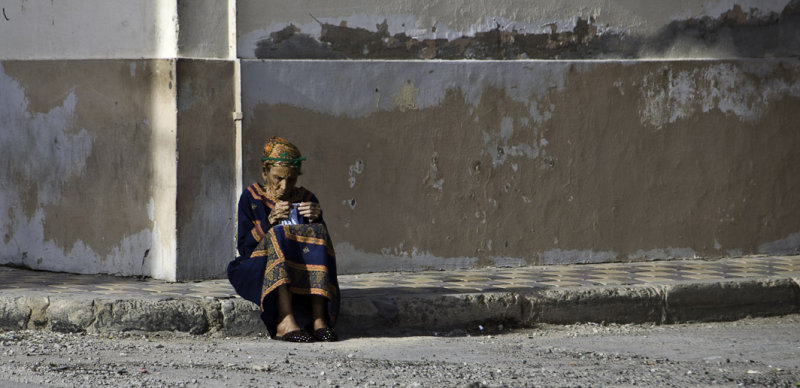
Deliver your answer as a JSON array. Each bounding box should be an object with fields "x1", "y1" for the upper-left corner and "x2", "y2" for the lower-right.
[{"x1": 261, "y1": 137, "x2": 306, "y2": 168}]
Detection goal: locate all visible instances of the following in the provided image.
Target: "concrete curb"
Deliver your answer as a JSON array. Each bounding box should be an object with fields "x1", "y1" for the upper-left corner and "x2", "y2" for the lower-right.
[
  {"x1": 525, "y1": 284, "x2": 664, "y2": 325},
  {"x1": 662, "y1": 278, "x2": 800, "y2": 323},
  {"x1": 1, "y1": 277, "x2": 798, "y2": 336}
]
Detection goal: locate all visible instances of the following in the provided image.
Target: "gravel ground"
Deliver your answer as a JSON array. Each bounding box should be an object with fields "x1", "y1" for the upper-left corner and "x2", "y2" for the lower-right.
[{"x1": 1, "y1": 315, "x2": 798, "y2": 387}]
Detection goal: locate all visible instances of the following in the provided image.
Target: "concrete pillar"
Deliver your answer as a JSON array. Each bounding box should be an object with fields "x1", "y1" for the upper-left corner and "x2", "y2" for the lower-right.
[{"x1": 0, "y1": 0, "x2": 238, "y2": 280}]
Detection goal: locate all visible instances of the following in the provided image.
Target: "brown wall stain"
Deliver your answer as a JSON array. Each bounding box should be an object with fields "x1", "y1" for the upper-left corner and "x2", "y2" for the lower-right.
[
  {"x1": 3, "y1": 60, "x2": 166, "y2": 262},
  {"x1": 243, "y1": 61, "x2": 800, "y2": 268}
]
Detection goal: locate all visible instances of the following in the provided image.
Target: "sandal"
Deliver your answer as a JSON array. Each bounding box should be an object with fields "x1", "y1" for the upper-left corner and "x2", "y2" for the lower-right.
[
  {"x1": 313, "y1": 327, "x2": 338, "y2": 342},
  {"x1": 275, "y1": 330, "x2": 315, "y2": 343}
]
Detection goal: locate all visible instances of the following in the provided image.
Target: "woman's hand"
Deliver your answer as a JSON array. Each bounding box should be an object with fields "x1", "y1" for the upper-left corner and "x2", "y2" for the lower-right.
[
  {"x1": 268, "y1": 201, "x2": 291, "y2": 224},
  {"x1": 297, "y1": 202, "x2": 322, "y2": 222}
]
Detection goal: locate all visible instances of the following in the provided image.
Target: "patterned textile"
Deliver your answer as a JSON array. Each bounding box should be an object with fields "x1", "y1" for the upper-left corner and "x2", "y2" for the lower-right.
[
  {"x1": 254, "y1": 223, "x2": 338, "y2": 309},
  {"x1": 261, "y1": 136, "x2": 306, "y2": 168}
]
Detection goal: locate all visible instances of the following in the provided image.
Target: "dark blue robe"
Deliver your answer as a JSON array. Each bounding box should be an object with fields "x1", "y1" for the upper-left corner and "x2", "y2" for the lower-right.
[{"x1": 227, "y1": 183, "x2": 339, "y2": 337}]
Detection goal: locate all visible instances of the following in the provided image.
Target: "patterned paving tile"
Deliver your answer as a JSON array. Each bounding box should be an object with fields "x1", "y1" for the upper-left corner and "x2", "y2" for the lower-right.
[
  {"x1": 682, "y1": 273, "x2": 725, "y2": 280},
  {"x1": 536, "y1": 280, "x2": 586, "y2": 287},
  {"x1": 1, "y1": 255, "x2": 799, "y2": 298}
]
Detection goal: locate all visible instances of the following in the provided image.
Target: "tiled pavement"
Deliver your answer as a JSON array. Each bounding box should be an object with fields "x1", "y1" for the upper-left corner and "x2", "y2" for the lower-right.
[{"x1": 2, "y1": 255, "x2": 798, "y2": 299}]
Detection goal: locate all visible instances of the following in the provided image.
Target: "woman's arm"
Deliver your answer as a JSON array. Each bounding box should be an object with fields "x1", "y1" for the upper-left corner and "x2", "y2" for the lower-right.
[{"x1": 236, "y1": 192, "x2": 269, "y2": 259}]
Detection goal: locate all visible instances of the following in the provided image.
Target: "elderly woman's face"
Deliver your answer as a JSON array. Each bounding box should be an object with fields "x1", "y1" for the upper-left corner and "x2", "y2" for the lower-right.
[{"x1": 263, "y1": 165, "x2": 298, "y2": 200}]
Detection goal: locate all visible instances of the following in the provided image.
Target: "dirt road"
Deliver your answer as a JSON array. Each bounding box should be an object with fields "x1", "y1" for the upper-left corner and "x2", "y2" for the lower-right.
[{"x1": 1, "y1": 315, "x2": 798, "y2": 387}]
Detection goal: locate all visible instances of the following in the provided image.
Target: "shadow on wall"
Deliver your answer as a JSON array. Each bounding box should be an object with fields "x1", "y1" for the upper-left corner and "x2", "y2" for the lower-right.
[
  {"x1": 642, "y1": 1, "x2": 800, "y2": 59},
  {"x1": 254, "y1": 1, "x2": 800, "y2": 60}
]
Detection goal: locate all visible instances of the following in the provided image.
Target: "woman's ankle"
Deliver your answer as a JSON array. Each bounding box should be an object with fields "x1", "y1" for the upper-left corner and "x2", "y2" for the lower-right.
[
  {"x1": 312, "y1": 318, "x2": 328, "y2": 331},
  {"x1": 276, "y1": 315, "x2": 301, "y2": 336}
]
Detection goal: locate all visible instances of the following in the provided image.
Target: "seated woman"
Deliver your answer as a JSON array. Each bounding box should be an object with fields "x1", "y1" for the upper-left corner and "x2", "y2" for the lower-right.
[{"x1": 227, "y1": 137, "x2": 339, "y2": 343}]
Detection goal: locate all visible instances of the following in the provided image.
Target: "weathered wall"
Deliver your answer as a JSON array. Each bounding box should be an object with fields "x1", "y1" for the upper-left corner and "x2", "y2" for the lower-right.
[
  {"x1": 238, "y1": 0, "x2": 799, "y2": 60},
  {"x1": 0, "y1": 1, "x2": 239, "y2": 280},
  {"x1": 0, "y1": 60, "x2": 178, "y2": 278},
  {"x1": 175, "y1": 59, "x2": 237, "y2": 280},
  {"x1": 0, "y1": 0, "x2": 236, "y2": 60},
  {"x1": 0, "y1": 0, "x2": 178, "y2": 59},
  {"x1": 236, "y1": 0, "x2": 800, "y2": 274},
  {"x1": 241, "y1": 59, "x2": 800, "y2": 273},
  {"x1": 177, "y1": 0, "x2": 235, "y2": 59},
  {"x1": 0, "y1": 58, "x2": 238, "y2": 280},
  {"x1": 2, "y1": 0, "x2": 798, "y2": 280}
]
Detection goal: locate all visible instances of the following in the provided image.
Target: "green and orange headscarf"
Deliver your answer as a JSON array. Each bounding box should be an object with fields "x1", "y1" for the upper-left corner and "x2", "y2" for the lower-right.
[{"x1": 261, "y1": 137, "x2": 306, "y2": 168}]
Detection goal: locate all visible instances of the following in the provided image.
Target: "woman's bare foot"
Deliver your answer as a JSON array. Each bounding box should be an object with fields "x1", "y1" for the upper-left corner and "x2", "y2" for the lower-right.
[
  {"x1": 275, "y1": 314, "x2": 302, "y2": 337},
  {"x1": 275, "y1": 285, "x2": 303, "y2": 337}
]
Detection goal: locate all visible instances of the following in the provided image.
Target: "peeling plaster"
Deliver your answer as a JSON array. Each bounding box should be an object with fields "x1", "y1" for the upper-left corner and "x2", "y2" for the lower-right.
[
  {"x1": 425, "y1": 152, "x2": 445, "y2": 190},
  {"x1": 342, "y1": 198, "x2": 357, "y2": 210},
  {"x1": 239, "y1": 0, "x2": 792, "y2": 40},
  {"x1": 1, "y1": 66, "x2": 83, "y2": 255},
  {"x1": 482, "y1": 115, "x2": 544, "y2": 168},
  {"x1": 690, "y1": 0, "x2": 789, "y2": 19},
  {"x1": 240, "y1": 12, "x2": 601, "y2": 58},
  {"x1": 0, "y1": 60, "x2": 176, "y2": 278},
  {"x1": 0, "y1": 64, "x2": 156, "y2": 275},
  {"x1": 0, "y1": 92, "x2": 92, "y2": 205},
  {"x1": 639, "y1": 62, "x2": 800, "y2": 129},
  {"x1": 240, "y1": 0, "x2": 798, "y2": 59},
  {"x1": 347, "y1": 159, "x2": 364, "y2": 188},
  {"x1": 251, "y1": 16, "x2": 615, "y2": 60},
  {"x1": 392, "y1": 81, "x2": 419, "y2": 111}
]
